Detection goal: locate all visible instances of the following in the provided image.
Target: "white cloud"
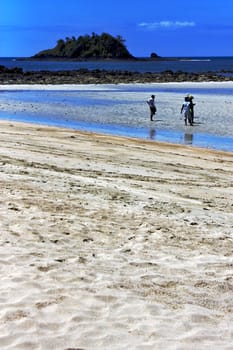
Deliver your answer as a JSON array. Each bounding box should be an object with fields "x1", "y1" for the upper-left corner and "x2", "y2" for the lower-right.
[{"x1": 138, "y1": 21, "x2": 196, "y2": 30}]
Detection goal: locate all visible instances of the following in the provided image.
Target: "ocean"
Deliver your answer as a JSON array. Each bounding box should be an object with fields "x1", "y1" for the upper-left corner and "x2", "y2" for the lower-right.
[
  {"x1": 0, "y1": 57, "x2": 233, "y2": 152},
  {"x1": 1, "y1": 56, "x2": 233, "y2": 74}
]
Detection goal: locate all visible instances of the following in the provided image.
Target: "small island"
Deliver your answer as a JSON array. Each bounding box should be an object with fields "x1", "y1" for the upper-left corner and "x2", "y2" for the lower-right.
[{"x1": 32, "y1": 32, "x2": 137, "y2": 60}]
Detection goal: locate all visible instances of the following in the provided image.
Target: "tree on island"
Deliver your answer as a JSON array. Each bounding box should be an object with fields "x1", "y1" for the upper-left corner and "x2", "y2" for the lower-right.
[
  {"x1": 150, "y1": 52, "x2": 160, "y2": 59},
  {"x1": 33, "y1": 32, "x2": 135, "y2": 59}
]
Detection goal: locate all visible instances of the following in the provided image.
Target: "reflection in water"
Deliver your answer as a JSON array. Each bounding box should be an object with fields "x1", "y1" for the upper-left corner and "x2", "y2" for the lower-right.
[
  {"x1": 149, "y1": 127, "x2": 156, "y2": 140},
  {"x1": 184, "y1": 133, "x2": 193, "y2": 145}
]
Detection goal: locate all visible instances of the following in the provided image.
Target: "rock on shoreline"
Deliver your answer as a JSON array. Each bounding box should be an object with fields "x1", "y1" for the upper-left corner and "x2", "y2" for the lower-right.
[{"x1": 0, "y1": 65, "x2": 232, "y2": 84}]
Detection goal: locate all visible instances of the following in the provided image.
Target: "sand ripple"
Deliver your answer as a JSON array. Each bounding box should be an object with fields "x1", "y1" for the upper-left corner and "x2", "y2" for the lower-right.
[{"x1": 0, "y1": 121, "x2": 233, "y2": 349}]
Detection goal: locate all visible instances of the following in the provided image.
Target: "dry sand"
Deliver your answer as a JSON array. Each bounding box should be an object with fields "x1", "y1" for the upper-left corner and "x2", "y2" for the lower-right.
[{"x1": 0, "y1": 120, "x2": 233, "y2": 350}]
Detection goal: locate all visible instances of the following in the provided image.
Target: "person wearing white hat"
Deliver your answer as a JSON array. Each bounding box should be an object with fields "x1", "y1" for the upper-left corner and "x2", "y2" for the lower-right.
[{"x1": 181, "y1": 96, "x2": 193, "y2": 126}]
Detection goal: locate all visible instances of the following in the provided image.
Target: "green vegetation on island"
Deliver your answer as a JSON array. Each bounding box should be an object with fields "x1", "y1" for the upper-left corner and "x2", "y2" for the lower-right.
[{"x1": 33, "y1": 32, "x2": 136, "y2": 59}]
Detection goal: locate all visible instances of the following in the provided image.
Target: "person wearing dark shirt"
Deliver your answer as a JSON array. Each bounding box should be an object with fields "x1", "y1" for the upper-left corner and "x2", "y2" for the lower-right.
[
  {"x1": 187, "y1": 94, "x2": 195, "y2": 124},
  {"x1": 147, "y1": 95, "x2": 156, "y2": 121}
]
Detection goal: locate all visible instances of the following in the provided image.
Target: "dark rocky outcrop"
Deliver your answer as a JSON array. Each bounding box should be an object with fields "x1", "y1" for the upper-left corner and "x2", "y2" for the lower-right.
[
  {"x1": 0, "y1": 65, "x2": 23, "y2": 74},
  {"x1": 0, "y1": 66, "x2": 232, "y2": 84}
]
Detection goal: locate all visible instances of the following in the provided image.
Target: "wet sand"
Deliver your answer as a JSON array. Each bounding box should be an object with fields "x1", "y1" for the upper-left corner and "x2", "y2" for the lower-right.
[
  {"x1": 0, "y1": 83, "x2": 233, "y2": 152},
  {"x1": 0, "y1": 120, "x2": 232, "y2": 350}
]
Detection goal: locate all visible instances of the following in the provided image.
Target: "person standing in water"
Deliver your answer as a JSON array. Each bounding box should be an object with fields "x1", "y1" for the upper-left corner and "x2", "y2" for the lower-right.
[
  {"x1": 187, "y1": 94, "x2": 195, "y2": 124},
  {"x1": 147, "y1": 95, "x2": 156, "y2": 121},
  {"x1": 181, "y1": 96, "x2": 193, "y2": 126}
]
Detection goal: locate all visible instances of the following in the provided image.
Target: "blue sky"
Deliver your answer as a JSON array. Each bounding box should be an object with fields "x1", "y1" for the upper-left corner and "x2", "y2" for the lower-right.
[{"x1": 1, "y1": 0, "x2": 233, "y2": 57}]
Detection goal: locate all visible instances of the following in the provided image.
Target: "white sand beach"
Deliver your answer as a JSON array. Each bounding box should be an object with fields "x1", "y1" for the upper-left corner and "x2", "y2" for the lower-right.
[{"x1": 0, "y1": 116, "x2": 233, "y2": 350}]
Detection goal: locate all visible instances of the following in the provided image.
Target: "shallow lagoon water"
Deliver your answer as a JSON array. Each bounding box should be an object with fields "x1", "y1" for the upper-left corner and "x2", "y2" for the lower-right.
[
  {"x1": 1, "y1": 111, "x2": 233, "y2": 152},
  {"x1": 0, "y1": 83, "x2": 232, "y2": 152}
]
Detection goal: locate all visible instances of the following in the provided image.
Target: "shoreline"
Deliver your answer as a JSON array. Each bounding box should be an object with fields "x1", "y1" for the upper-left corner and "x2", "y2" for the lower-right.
[
  {"x1": 0, "y1": 82, "x2": 233, "y2": 153},
  {"x1": 0, "y1": 120, "x2": 233, "y2": 349},
  {"x1": 1, "y1": 112, "x2": 233, "y2": 153},
  {"x1": 0, "y1": 118, "x2": 232, "y2": 156},
  {"x1": 1, "y1": 80, "x2": 233, "y2": 89}
]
